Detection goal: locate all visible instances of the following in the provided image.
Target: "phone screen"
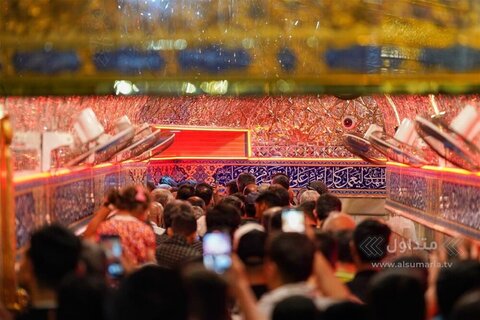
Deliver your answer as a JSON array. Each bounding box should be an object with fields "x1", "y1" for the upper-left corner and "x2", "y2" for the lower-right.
[
  {"x1": 282, "y1": 209, "x2": 306, "y2": 233},
  {"x1": 100, "y1": 235, "x2": 124, "y2": 279},
  {"x1": 203, "y1": 232, "x2": 232, "y2": 274}
]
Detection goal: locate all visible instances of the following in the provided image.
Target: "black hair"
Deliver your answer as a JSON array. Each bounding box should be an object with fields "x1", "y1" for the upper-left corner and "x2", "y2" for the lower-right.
[
  {"x1": 163, "y1": 201, "x2": 194, "y2": 229},
  {"x1": 230, "y1": 192, "x2": 246, "y2": 204},
  {"x1": 272, "y1": 295, "x2": 320, "y2": 320},
  {"x1": 267, "y1": 233, "x2": 315, "y2": 283},
  {"x1": 268, "y1": 185, "x2": 290, "y2": 207},
  {"x1": 271, "y1": 173, "x2": 290, "y2": 190},
  {"x1": 112, "y1": 265, "x2": 188, "y2": 320},
  {"x1": 221, "y1": 196, "x2": 245, "y2": 216},
  {"x1": 255, "y1": 191, "x2": 282, "y2": 209},
  {"x1": 183, "y1": 266, "x2": 229, "y2": 320},
  {"x1": 436, "y1": 260, "x2": 480, "y2": 318},
  {"x1": 367, "y1": 271, "x2": 425, "y2": 320},
  {"x1": 172, "y1": 211, "x2": 197, "y2": 237},
  {"x1": 236, "y1": 173, "x2": 256, "y2": 194},
  {"x1": 194, "y1": 183, "x2": 214, "y2": 206},
  {"x1": 187, "y1": 196, "x2": 206, "y2": 210},
  {"x1": 308, "y1": 181, "x2": 329, "y2": 195},
  {"x1": 353, "y1": 219, "x2": 391, "y2": 263},
  {"x1": 298, "y1": 201, "x2": 317, "y2": 226},
  {"x1": 237, "y1": 230, "x2": 267, "y2": 266},
  {"x1": 313, "y1": 231, "x2": 337, "y2": 268},
  {"x1": 206, "y1": 203, "x2": 242, "y2": 235},
  {"x1": 323, "y1": 301, "x2": 368, "y2": 320},
  {"x1": 107, "y1": 185, "x2": 151, "y2": 215},
  {"x1": 225, "y1": 180, "x2": 239, "y2": 195},
  {"x1": 315, "y1": 193, "x2": 342, "y2": 221},
  {"x1": 176, "y1": 184, "x2": 195, "y2": 200},
  {"x1": 27, "y1": 224, "x2": 82, "y2": 289},
  {"x1": 261, "y1": 207, "x2": 283, "y2": 234},
  {"x1": 334, "y1": 230, "x2": 354, "y2": 263},
  {"x1": 245, "y1": 203, "x2": 256, "y2": 218},
  {"x1": 245, "y1": 192, "x2": 259, "y2": 218},
  {"x1": 57, "y1": 275, "x2": 108, "y2": 320},
  {"x1": 270, "y1": 210, "x2": 283, "y2": 234}
]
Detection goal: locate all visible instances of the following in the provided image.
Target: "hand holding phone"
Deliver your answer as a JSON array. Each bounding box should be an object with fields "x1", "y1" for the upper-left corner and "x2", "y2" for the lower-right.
[
  {"x1": 100, "y1": 235, "x2": 125, "y2": 279},
  {"x1": 282, "y1": 209, "x2": 306, "y2": 233},
  {"x1": 203, "y1": 232, "x2": 232, "y2": 274}
]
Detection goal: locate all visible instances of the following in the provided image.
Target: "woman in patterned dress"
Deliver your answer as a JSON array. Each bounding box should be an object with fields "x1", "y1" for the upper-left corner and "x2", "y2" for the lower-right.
[{"x1": 96, "y1": 185, "x2": 156, "y2": 267}]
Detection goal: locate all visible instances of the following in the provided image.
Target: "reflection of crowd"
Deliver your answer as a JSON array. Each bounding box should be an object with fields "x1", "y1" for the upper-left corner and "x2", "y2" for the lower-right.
[
  {"x1": 52, "y1": 182, "x2": 94, "y2": 224},
  {"x1": 15, "y1": 193, "x2": 36, "y2": 248},
  {"x1": 9, "y1": 172, "x2": 480, "y2": 320}
]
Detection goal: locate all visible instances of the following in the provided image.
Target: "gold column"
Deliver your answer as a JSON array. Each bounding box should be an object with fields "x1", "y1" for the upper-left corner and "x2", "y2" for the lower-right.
[{"x1": 0, "y1": 109, "x2": 17, "y2": 309}]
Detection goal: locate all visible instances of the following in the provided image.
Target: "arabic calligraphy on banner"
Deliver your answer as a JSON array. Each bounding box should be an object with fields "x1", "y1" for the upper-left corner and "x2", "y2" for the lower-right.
[
  {"x1": 147, "y1": 160, "x2": 386, "y2": 196},
  {"x1": 213, "y1": 165, "x2": 385, "y2": 190}
]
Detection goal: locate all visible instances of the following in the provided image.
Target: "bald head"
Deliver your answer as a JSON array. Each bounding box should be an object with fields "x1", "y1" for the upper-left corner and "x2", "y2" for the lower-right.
[
  {"x1": 243, "y1": 183, "x2": 258, "y2": 195},
  {"x1": 322, "y1": 212, "x2": 355, "y2": 232}
]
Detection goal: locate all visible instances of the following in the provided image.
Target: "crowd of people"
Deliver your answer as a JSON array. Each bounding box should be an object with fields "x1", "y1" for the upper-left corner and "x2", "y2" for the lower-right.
[{"x1": 6, "y1": 172, "x2": 480, "y2": 320}]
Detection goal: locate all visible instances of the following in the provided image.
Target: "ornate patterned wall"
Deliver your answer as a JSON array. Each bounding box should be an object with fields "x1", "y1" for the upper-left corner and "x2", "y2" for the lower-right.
[
  {"x1": 374, "y1": 94, "x2": 480, "y2": 136},
  {"x1": 14, "y1": 157, "x2": 385, "y2": 248},
  {"x1": 3, "y1": 95, "x2": 385, "y2": 170},
  {"x1": 14, "y1": 162, "x2": 147, "y2": 248},
  {"x1": 386, "y1": 165, "x2": 480, "y2": 241},
  {"x1": 8, "y1": 94, "x2": 480, "y2": 245},
  {"x1": 5, "y1": 94, "x2": 480, "y2": 171}
]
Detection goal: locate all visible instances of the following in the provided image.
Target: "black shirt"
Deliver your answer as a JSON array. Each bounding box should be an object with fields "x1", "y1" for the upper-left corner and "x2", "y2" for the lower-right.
[
  {"x1": 251, "y1": 284, "x2": 268, "y2": 301},
  {"x1": 346, "y1": 270, "x2": 378, "y2": 302},
  {"x1": 16, "y1": 308, "x2": 56, "y2": 320}
]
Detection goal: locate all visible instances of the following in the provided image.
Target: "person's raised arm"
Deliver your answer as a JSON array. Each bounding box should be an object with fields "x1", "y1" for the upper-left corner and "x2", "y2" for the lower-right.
[
  {"x1": 228, "y1": 255, "x2": 266, "y2": 320},
  {"x1": 313, "y1": 251, "x2": 353, "y2": 300},
  {"x1": 83, "y1": 204, "x2": 112, "y2": 239}
]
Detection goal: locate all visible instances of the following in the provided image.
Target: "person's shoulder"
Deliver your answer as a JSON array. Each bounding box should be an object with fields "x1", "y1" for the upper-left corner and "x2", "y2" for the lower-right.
[
  {"x1": 98, "y1": 218, "x2": 115, "y2": 228},
  {"x1": 314, "y1": 296, "x2": 337, "y2": 311},
  {"x1": 156, "y1": 242, "x2": 169, "y2": 252},
  {"x1": 96, "y1": 219, "x2": 117, "y2": 235},
  {"x1": 131, "y1": 219, "x2": 155, "y2": 234}
]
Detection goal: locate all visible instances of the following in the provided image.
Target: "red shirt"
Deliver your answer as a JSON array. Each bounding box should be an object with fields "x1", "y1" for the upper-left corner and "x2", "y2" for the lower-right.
[{"x1": 97, "y1": 215, "x2": 155, "y2": 266}]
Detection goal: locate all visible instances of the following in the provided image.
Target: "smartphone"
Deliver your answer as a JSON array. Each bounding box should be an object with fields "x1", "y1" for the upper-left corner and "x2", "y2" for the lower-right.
[
  {"x1": 203, "y1": 232, "x2": 232, "y2": 274},
  {"x1": 282, "y1": 208, "x2": 306, "y2": 233},
  {"x1": 99, "y1": 235, "x2": 125, "y2": 279}
]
